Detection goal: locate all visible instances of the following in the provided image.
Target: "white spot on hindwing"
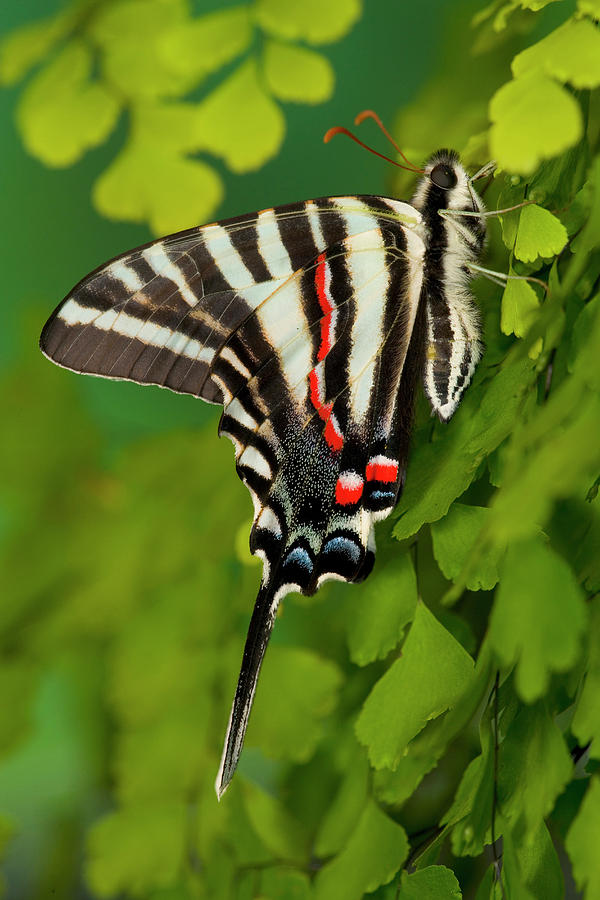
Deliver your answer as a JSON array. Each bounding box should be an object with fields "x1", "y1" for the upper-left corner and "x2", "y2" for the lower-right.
[{"x1": 239, "y1": 445, "x2": 272, "y2": 479}]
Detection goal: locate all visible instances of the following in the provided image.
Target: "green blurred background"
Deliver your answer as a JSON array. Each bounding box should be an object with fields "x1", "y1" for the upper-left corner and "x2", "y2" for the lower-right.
[{"x1": 0, "y1": 1, "x2": 575, "y2": 898}]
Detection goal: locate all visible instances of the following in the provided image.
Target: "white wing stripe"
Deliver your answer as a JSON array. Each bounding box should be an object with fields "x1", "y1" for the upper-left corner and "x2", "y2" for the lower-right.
[
  {"x1": 256, "y1": 272, "x2": 312, "y2": 401},
  {"x1": 226, "y1": 398, "x2": 258, "y2": 430},
  {"x1": 58, "y1": 299, "x2": 208, "y2": 361},
  {"x1": 220, "y1": 346, "x2": 251, "y2": 378},
  {"x1": 239, "y1": 445, "x2": 272, "y2": 479},
  {"x1": 257, "y1": 506, "x2": 282, "y2": 537},
  {"x1": 59, "y1": 298, "x2": 101, "y2": 326},
  {"x1": 256, "y1": 208, "x2": 293, "y2": 279},
  {"x1": 107, "y1": 262, "x2": 144, "y2": 292},
  {"x1": 342, "y1": 222, "x2": 389, "y2": 423},
  {"x1": 142, "y1": 245, "x2": 198, "y2": 308},
  {"x1": 203, "y1": 224, "x2": 253, "y2": 290},
  {"x1": 306, "y1": 200, "x2": 327, "y2": 253}
]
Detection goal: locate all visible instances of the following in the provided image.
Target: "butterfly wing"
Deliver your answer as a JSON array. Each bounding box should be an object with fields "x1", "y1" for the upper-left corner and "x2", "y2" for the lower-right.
[{"x1": 40, "y1": 195, "x2": 427, "y2": 795}]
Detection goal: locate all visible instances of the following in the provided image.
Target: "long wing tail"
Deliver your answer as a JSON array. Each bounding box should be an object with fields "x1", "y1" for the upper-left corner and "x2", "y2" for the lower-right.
[{"x1": 215, "y1": 581, "x2": 281, "y2": 799}]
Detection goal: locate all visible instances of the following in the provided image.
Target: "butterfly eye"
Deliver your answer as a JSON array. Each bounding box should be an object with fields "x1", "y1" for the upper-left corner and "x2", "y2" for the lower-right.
[{"x1": 430, "y1": 163, "x2": 457, "y2": 189}]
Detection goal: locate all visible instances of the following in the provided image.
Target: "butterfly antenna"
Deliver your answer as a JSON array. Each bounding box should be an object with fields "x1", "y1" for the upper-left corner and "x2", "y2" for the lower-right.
[
  {"x1": 324, "y1": 123, "x2": 424, "y2": 175},
  {"x1": 215, "y1": 579, "x2": 280, "y2": 799},
  {"x1": 354, "y1": 109, "x2": 423, "y2": 173}
]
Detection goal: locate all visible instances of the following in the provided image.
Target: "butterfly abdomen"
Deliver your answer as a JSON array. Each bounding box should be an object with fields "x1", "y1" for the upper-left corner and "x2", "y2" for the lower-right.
[{"x1": 412, "y1": 151, "x2": 486, "y2": 422}]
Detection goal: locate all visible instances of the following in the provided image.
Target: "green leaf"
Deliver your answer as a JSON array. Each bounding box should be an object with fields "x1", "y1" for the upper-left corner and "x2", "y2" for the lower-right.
[
  {"x1": 529, "y1": 138, "x2": 590, "y2": 210},
  {"x1": 578, "y1": 0, "x2": 600, "y2": 16},
  {"x1": 0, "y1": 9, "x2": 75, "y2": 85},
  {"x1": 255, "y1": 0, "x2": 362, "y2": 45},
  {"x1": 224, "y1": 792, "x2": 274, "y2": 867},
  {"x1": 248, "y1": 646, "x2": 343, "y2": 763},
  {"x1": 114, "y1": 709, "x2": 207, "y2": 804},
  {"x1": 393, "y1": 358, "x2": 537, "y2": 541},
  {"x1": 513, "y1": 821, "x2": 563, "y2": 900},
  {"x1": 17, "y1": 40, "x2": 120, "y2": 167},
  {"x1": 575, "y1": 503, "x2": 600, "y2": 592},
  {"x1": 489, "y1": 537, "x2": 587, "y2": 702},
  {"x1": 521, "y1": 0, "x2": 562, "y2": 8},
  {"x1": 473, "y1": 867, "x2": 495, "y2": 900},
  {"x1": 345, "y1": 551, "x2": 417, "y2": 665},
  {"x1": 397, "y1": 866, "x2": 462, "y2": 899},
  {"x1": 500, "y1": 277, "x2": 540, "y2": 338},
  {"x1": 355, "y1": 602, "x2": 474, "y2": 769},
  {"x1": 446, "y1": 724, "x2": 495, "y2": 857},
  {"x1": 476, "y1": 0, "x2": 563, "y2": 33},
  {"x1": 314, "y1": 750, "x2": 369, "y2": 857},
  {"x1": 498, "y1": 701, "x2": 572, "y2": 834},
  {"x1": 0, "y1": 814, "x2": 15, "y2": 856},
  {"x1": 512, "y1": 19, "x2": 600, "y2": 89},
  {"x1": 158, "y1": 6, "x2": 252, "y2": 84},
  {"x1": 0, "y1": 660, "x2": 36, "y2": 752},
  {"x1": 263, "y1": 40, "x2": 334, "y2": 104},
  {"x1": 501, "y1": 819, "x2": 563, "y2": 900},
  {"x1": 85, "y1": 803, "x2": 186, "y2": 897},
  {"x1": 431, "y1": 503, "x2": 502, "y2": 591},
  {"x1": 485, "y1": 384, "x2": 600, "y2": 545},
  {"x1": 571, "y1": 597, "x2": 600, "y2": 758},
  {"x1": 489, "y1": 72, "x2": 582, "y2": 174},
  {"x1": 373, "y1": 641, "x2": 491, "y2": 807},
  {"x1": 566, "y1": 776, "x2": 600, "y2": 900},
  {"x1": 89, "y1": 0, "x2": 194, "y2": 100},
  {"x1": 259, "y1": 866, "x2": 312, "y2": 900},
  {"x1": 108, "y1": 602, "x2": 216, "y2": 727},
  {"x1": 513, "y1": 204, "x2": 568, "y2": 262},
  {"x1": 373, "y1": 753, "x2": 438, "y2": 807},
  {"x1": 241, "y1": 782, "x2": 311, "y2": 864},
  {"x1": 313, "y1": 799, "x2": 408, "y2": 900},
  {"x1": 93, "y1": 139, "x2": 223, "y2": 235},
  {"x1": 194, "y1": 58, "x2": 285, "y2": 172},
  {"x1": 569, "y1": 295, "x2": 600, "y2": 375},
  {"x1": 571, "y1": 156, "x2": 600, "y2": 256}
]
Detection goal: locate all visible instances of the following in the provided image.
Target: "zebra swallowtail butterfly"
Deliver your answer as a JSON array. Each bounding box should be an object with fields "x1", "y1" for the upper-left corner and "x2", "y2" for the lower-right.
[{"x1": 40, "y1": 113, "x2": 487, "y2": 798}]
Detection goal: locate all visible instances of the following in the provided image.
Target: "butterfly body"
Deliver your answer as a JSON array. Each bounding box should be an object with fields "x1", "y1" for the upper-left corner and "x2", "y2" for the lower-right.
[{"x1": 40, "y1": 150, "x2": 486, "y2": 797}]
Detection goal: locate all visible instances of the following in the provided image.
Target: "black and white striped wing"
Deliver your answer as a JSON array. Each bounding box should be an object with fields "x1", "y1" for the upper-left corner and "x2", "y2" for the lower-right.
[{"x1": 40, "y1": 195, "x2": 426, "y2": 796}]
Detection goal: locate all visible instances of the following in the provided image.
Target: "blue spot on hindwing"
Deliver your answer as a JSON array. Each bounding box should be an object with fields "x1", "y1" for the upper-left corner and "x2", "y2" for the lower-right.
[
  {"x1": 371, "y1": 490, "x2": 395, "y2": 502},
  {"x1": 322, "y1": 535, "x2": 361, "y2": 565},
  {"x1": 284, "y1": 546, "x2": 314, "y2": 571}
]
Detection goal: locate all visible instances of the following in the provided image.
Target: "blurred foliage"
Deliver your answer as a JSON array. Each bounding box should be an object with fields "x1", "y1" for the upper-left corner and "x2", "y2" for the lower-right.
[
  {"x1": 1, "y1": 0, "x2": 600, "y2": 899},
  {"x1": 1, "y1": 0, "x2": 359, "y2": 234}
]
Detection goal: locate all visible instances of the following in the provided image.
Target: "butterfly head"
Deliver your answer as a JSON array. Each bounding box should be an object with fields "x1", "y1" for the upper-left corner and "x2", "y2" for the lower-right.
[
  {"x1": 411, "y1": 148, "x2": 487, "y2": 255},
  {"x1": 413, "y1": 150, "x2": 481, "y2": 211}
]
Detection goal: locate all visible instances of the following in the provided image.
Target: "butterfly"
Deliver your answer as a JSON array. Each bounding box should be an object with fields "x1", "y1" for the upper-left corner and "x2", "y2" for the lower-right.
[{"x1": 39, "y1": 112, "x2": 488, "y2": 798}]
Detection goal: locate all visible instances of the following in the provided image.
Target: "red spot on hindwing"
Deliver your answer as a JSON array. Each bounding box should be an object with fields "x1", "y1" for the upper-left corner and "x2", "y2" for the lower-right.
[
  {"x1": 365, "y1": 456, "x2": 399, "y2": 483},
  {"x1": 335, "y1": 471, "x2": 364, "y2": 505}
]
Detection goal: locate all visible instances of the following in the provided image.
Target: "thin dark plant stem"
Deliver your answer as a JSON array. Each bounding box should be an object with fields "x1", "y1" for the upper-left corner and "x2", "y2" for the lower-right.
[{"x1": 491, "y1": 671, "x2": 506, "y2": 899}]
